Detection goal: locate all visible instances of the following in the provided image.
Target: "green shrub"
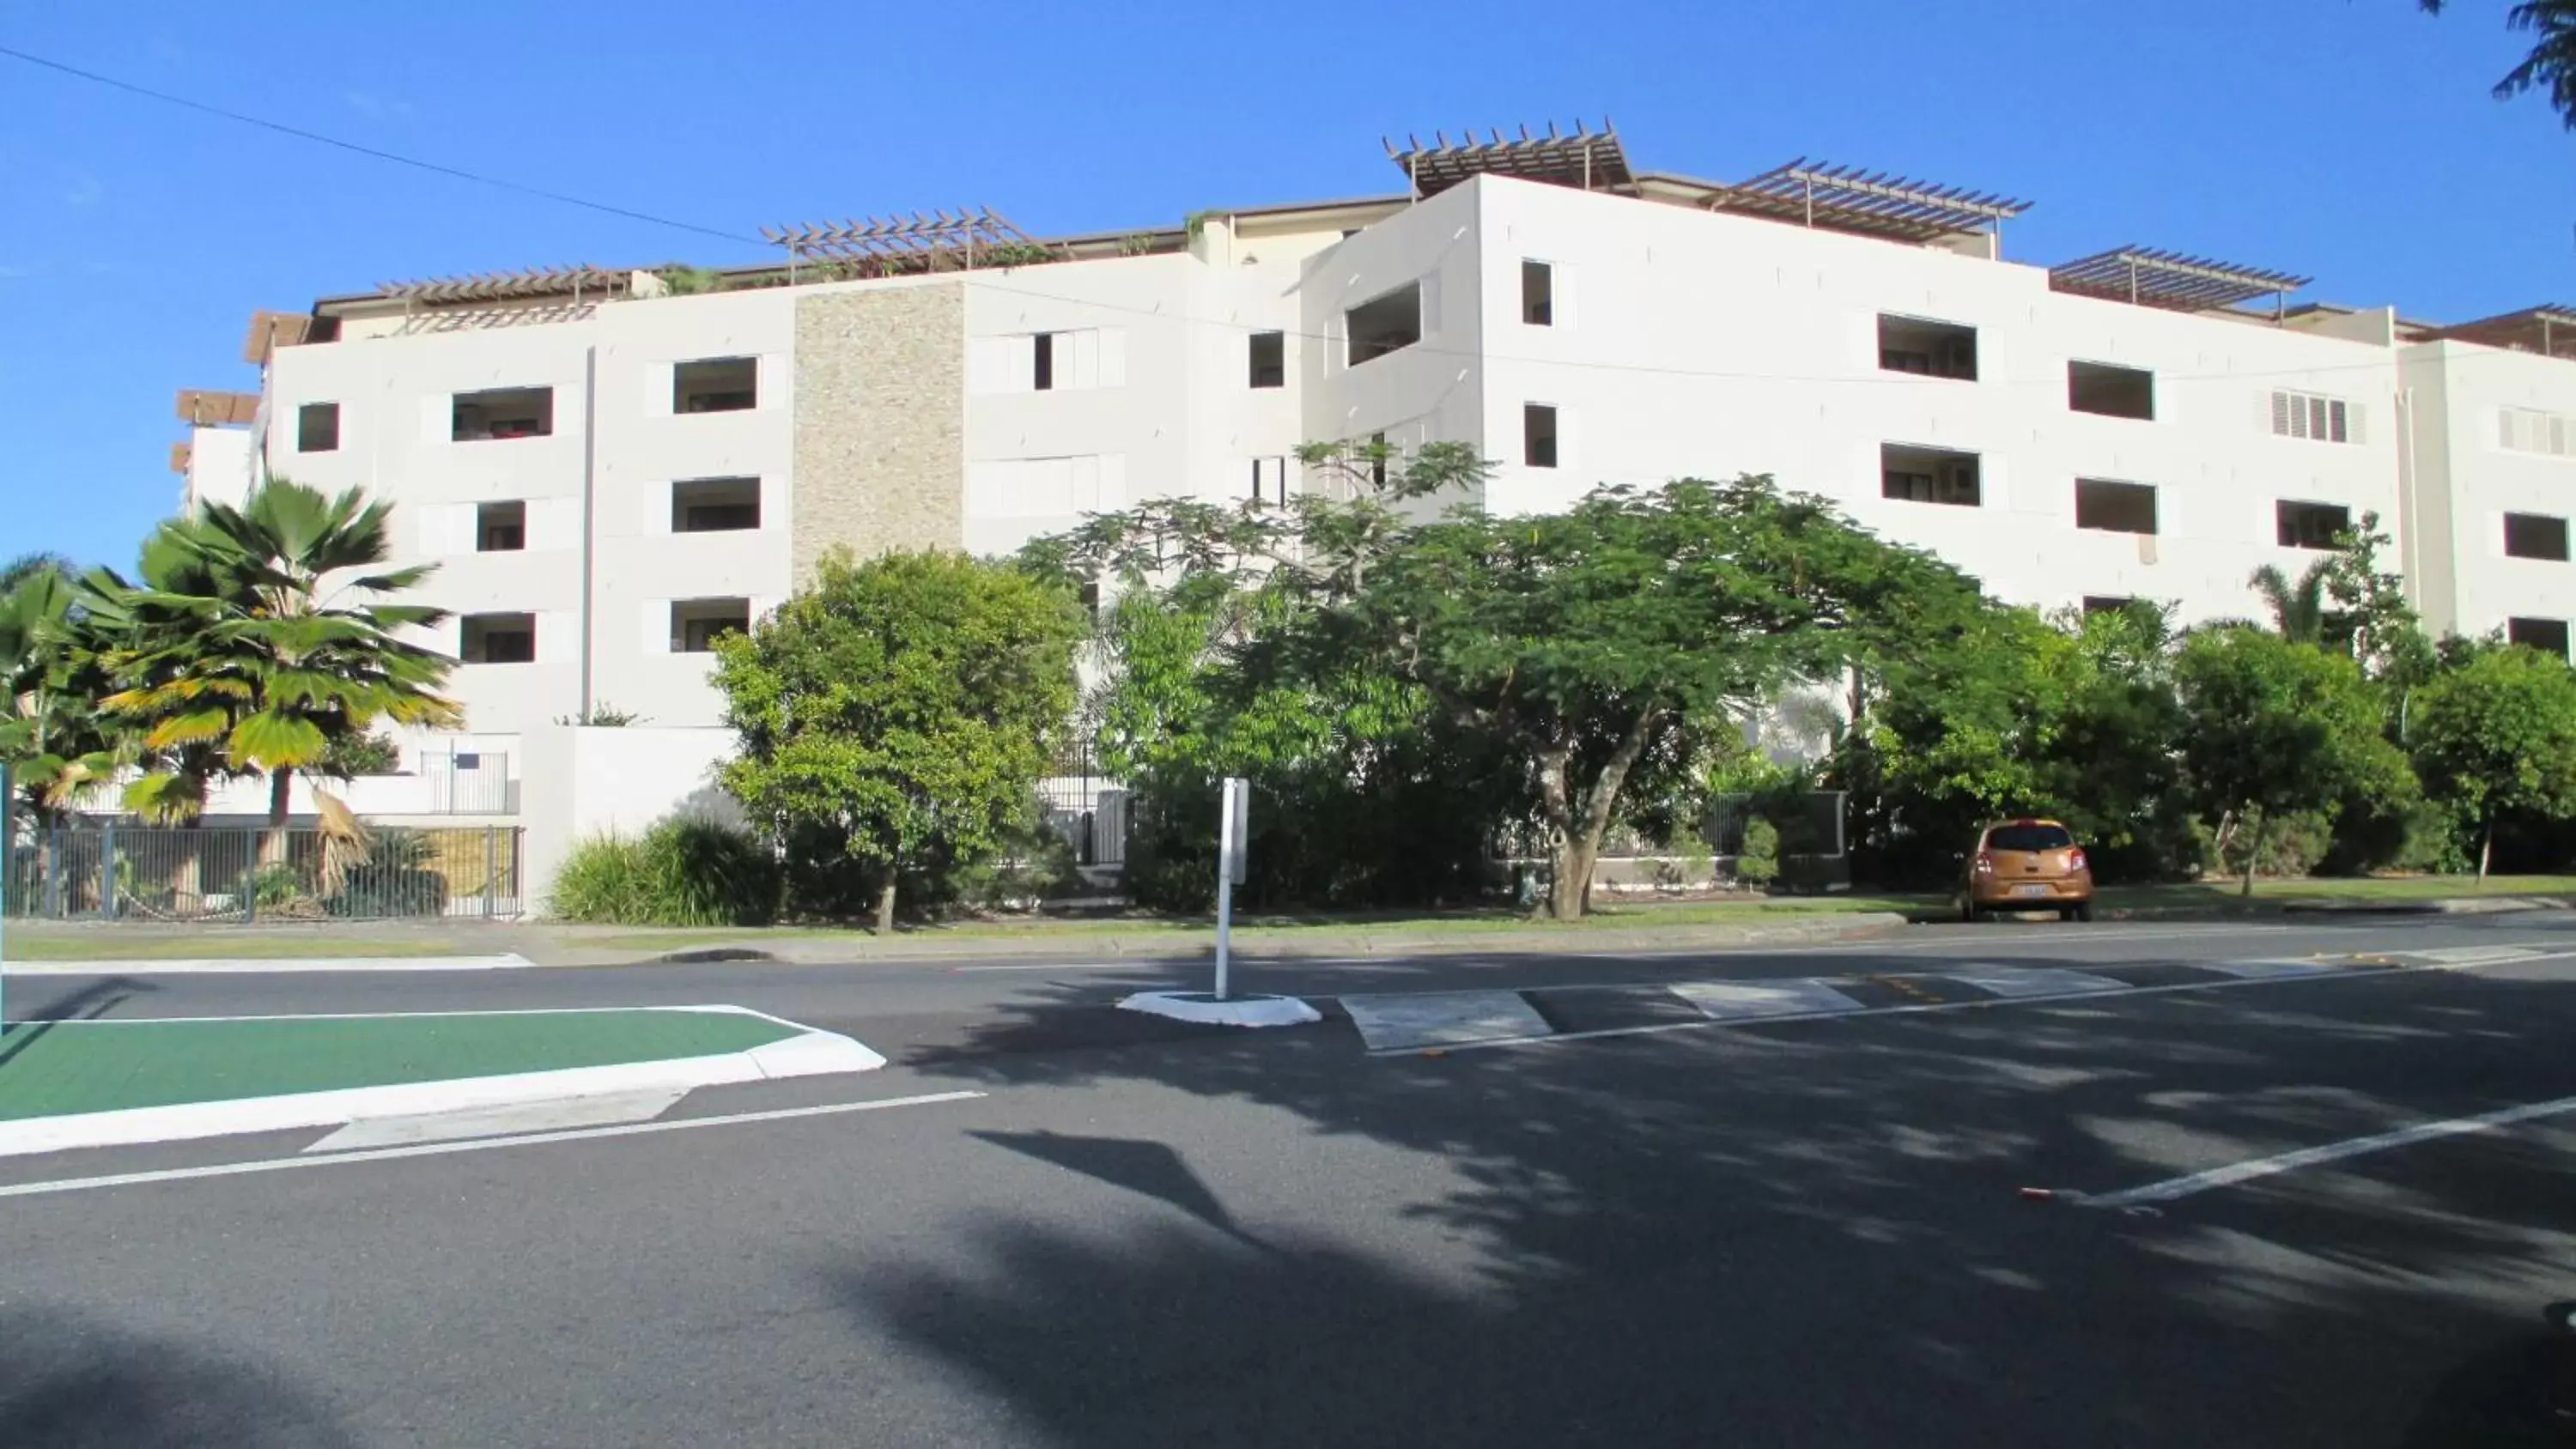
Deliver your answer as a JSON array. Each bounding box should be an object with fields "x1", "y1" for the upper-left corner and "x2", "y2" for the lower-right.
[
  {"x1": 549, "y1": 820, "x2": 779, "y2": 925},
  {"x1": 1734, "y1": 816, "x2": 1781, "y2": 886}
]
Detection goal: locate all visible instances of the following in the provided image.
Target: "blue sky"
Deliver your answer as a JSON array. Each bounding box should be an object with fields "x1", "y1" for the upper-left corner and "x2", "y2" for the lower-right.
[{"x1": 3, "y1": 0, "x2": 2571, "y2": 569}]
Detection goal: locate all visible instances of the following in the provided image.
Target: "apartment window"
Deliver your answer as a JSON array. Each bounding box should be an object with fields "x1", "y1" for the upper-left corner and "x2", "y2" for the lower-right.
[
  {"x1": 672, "y1": 476, "x2": 760, "y2": 533},
  {"x1": 2270, "y1": 389, "x2": 2353, "y2": 444},
  {"x1": 2275, "y1": 500, "x2": 2352, "y2": 549},
  {"x1": 2499, "y1": 407, "x2": 2576, "y2": 458},
  {"x1": 1250, "y1": 456, "x2": 1290, "y2": 507},
  {"x1": 671, "y1": 597, "x2": 751, "y2": 654},
  {"x1": 1033, "y1": 332, "x2": 1056, "y2": 391},
  {"x1": 1248, "y1": 330, "x2": 1285, "y2": 389},
  {"x1": 2506, "y1": 512, "x2": 2572, "y2": 561},
  {"x1": 2509, "y1": 617, "x2": 2572, "y2": 658},
  {"x1": 1523, "y1": 404, "x2": 1559, "y2": 469},
  {"x1": 2069, "y1": 361, "x2": 2155, "y2": 421},
  {"x1": 1522, "y1": 260, "x2": 1554, "y2": 326},
  {"x1": 1880, "y1": 444, "x2": 1982, "y2": 506},
  {"x1": 1876, "y1": 315, "x2": 1978, "y2": 380},
  {"x1": 674, "y1": 357, "x2": 756, "y2": 414},
  {"x1": 2081, "y1": 596, "x2": 2136, "y2": 616},
  {"x1": 2074, "y1": 478, "x2": 2159, "y2": 535},
  {"x1": 453, "y1": 387, "x2": 553, "y2": 441},
  {"x1": 459, "y1": 613, "x2": 536, "y2": 664},
  {"x1": 296, "y1": 402, "x2": 340, "y2": 453},
  {"x1": 1346, "y1": 282, "x2": 1423, "y2": 366},
  {"x1": 477, "y1": 500, "x2": 526, "y2": 552}
]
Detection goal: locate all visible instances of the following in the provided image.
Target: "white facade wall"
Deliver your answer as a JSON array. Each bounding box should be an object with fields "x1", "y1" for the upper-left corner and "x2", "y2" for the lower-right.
[
  {"x1": 2401, "y1": 338, "x2": 2576, "y2": 645},
  {"x1": 1462, "y1": 177, "x2": 2404, "y2": 624}
]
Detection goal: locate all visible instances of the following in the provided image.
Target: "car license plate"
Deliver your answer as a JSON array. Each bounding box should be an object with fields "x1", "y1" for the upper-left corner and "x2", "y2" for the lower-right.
[{"x1": 2011, "y1": 884, "x2": 2050, "y2": 898}]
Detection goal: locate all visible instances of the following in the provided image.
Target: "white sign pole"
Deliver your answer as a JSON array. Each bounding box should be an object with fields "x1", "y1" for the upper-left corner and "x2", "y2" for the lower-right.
[{"x1": 1213, "y1": 777, "x2": 1248, "y2": 1002}]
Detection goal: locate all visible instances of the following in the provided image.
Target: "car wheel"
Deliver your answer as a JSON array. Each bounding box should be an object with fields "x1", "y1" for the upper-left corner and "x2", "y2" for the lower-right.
[
  {"x1": 2057, "y1": 905, "x2": 2077, "y2": 922},
  {"x1": 1959, "y1": 896, "x2": 1978, "y2": 923},
  {"x1": 2074, "y1": 900, "x2": 2094, "y2": 923}
]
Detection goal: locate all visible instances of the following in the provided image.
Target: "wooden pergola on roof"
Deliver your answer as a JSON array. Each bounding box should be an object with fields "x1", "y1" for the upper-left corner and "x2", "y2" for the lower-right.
[
  {"x1": 1708, "y1": 161, "x2": 2031, "y2": 243},
  {"x1": 374, "y1": 265, "x2": 634, "y2": 305},
  {"x1": 760, "y1": 209, "x2": 1045, "y2": 270},
  {"x1": 2429, "y1": 305, "x2": 2576, "y2": 359},
  {"x1": 2049, "y1": 248, "x2": 2310, "y2": 313},
  {"x1": 1386, "y1": 122, "x2": 1631, "y2": 197}
]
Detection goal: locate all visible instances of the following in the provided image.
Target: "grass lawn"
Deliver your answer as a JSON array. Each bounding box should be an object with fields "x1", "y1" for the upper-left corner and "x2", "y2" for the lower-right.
[
  {"x1": 574, "y1": 893, "x2": 1932, "y2": 952},
  {"x1": 0, "y1": 1009, "x2": 799, "y2": 1120},
  {"x1": 2099, "y1": 876, "x2": 2576, "y2": 910}
]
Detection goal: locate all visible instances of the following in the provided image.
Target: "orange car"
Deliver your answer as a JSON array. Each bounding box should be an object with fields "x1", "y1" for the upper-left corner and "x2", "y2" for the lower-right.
[{"x1": 1961, "y1": 818, "x2": 2094, "y2": 922}]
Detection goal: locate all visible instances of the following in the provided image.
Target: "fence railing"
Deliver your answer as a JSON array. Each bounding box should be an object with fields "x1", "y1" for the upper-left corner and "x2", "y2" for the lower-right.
[
  {"x1": 3, "y1": 825, "x2": 526, "y2": 923},
  {"x1": 1036, "y1": 771, "x2": 1129, "y2": 870}
]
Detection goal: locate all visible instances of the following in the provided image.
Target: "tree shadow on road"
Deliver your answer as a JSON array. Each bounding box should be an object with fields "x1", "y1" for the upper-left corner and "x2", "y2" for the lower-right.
[
  {"x1": 837, "y1": 967, "x2": 2576, "y2": 1445},
  {"x1": 0, "y1": 1302, "x2": 357, "y2": 1448}
]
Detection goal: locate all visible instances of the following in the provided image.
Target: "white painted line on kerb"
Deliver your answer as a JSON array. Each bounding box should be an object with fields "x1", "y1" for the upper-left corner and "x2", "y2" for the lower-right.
[
  {"x1": 0, "y1": 1090, "x2": 987, "y2": 1200},
  {"x1": 1938, "y1": 967, "x2": 2128, "y2": 998},
  {"x1": 2083, "y1": 1092, "x2": 2576, "y2": 1209}
]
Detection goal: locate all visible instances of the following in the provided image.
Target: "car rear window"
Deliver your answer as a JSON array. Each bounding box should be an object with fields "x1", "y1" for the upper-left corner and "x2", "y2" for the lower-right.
[{"x1": 1986, "y1": 824, "x2": 2074, "y2": 852}]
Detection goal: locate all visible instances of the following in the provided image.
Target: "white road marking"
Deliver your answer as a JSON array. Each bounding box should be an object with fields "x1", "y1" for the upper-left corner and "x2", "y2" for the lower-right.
[
  {"x1": 951, "y1": 961, "x2": 1143, "y2": 973},
  {"x1": 0, "y1": 1090, "x2": 987, "y2": 1200},
  {"x1": 1939, "y1": 967, "x2": 2129, "y2": 998},
  {"x1": 1343, "y1": 990, "x2": 1554, "y2": 1051},
  {"x1": 1383, "y1": 948, "x2": 2576, "y2": 1056},
  {"x1": 2406, "y1": 944, "x2": 2548, "y2": 966},
  {"x1": 2082, "y1": 1092, "x2": 2576, "y2": 1208},
  {"x1": 2197, "y1": 958, "x2": 2348, "y2": 980},
  {"x1": 302, "y1": 1088, "x2": 688, "y2": 1153},
  {"x1": 1669, "y1": 979, "x2": 1867, "y2": 1021}
]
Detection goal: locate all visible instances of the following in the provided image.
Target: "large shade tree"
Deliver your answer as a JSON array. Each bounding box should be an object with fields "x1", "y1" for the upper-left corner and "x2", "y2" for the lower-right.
[
  {"x1": 2174, "y1": 627, "x2": 2415, "y2": 894},
  {"x1": 1352, "y1": 476, "x2": 1985, "y2": 919},
  {"x1": 714, "y1": 549, "x2": 1084, "y2": 933},
  {"x1": 2409, "y1": 643, "x2": 2576, "y2": 877},
  {"x1": 94, "y1": 481, "x2": 459, "y2": 832}
]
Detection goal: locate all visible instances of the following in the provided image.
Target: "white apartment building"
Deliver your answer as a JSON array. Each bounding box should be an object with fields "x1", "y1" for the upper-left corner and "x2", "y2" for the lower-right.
[{"x1": 170, "y1": 126, "x2": 2576, "y2": 906}]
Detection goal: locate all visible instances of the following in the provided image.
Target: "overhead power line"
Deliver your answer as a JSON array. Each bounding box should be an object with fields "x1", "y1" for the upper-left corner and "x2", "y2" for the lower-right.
[{"x1": 0, "y1": 43, "x2": 756, "y2": 246}]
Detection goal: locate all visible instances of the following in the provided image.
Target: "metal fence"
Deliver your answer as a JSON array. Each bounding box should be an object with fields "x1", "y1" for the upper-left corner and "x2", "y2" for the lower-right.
[{"x1": 2, "y1": 825, "x2": 526, "y2": 923}]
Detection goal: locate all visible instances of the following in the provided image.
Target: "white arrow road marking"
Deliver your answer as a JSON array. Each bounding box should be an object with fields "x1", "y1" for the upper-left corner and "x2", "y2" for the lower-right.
[
  {"x1": 1669, "y1": 979, "x2": 1868, "y2": 1021},
  {"x1": 302, "y1": 1088, "x2": 689, "y2": 1153}
]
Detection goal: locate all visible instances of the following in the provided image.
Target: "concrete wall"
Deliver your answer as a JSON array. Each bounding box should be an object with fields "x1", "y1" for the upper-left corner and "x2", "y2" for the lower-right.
[
  {"x1": 517, "y1": 724, "x2": 742, "y2": 916},
  {"x1": 2403, "y1": 338, "x2": 2576, "y2": 648}
]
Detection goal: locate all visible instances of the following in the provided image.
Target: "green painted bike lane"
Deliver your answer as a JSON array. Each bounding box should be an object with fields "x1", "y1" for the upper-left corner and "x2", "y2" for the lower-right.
[{"x1": 0, "y1": 1009, "x2": 806, "y2": 1121}]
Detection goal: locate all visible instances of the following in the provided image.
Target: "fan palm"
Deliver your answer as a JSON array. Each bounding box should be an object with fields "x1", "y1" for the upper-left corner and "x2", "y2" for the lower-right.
[
  {"x1": 0, "y1": 567, "x2": 119, "y2": 825},
  {"x1": 2247, "y1": 559, "x2": 2335, "y2": 645},
  {"x1": 2421, "y1": 2, "x2": 2576, "y2": 128},
  {"x1": 95, "y1": 480, "x2": 461, "y2": 834}
]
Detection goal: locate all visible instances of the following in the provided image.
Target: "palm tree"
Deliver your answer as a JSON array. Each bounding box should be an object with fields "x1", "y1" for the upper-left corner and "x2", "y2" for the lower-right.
[
  {"x1": 95, "y1": 481, "x2": 461, "y2": 845},
  {"x1": 2421, "y1": 2, "x2": 2576, "y2": 128},
  {"x1": 0, "y1": 552, "x2": 74, "y2": 592},
  {"x1": 2246, "y1": 559, "x2": 2335, "y2": 645},
  {"x1": 0, "y1": 567, "x2": 119, "y2": 826}
]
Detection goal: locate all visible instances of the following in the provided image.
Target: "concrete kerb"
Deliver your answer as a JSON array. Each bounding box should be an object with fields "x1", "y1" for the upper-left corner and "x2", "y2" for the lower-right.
[
  {"x1": 0, "y1": 1004, "x2": 884, "y2": 1159},
  {"x1": 0, "y1": 954, "x2": 539, "y2": 977}
]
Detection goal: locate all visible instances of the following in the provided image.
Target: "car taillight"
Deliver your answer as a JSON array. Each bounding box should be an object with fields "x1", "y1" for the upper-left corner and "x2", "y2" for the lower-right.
[
  {"x1": 1973, "y1": 852, "x2": 1995, "y2": 874},
  {"x1": 2067, "y1": 848, "x2": 2087, "y2": 872}
]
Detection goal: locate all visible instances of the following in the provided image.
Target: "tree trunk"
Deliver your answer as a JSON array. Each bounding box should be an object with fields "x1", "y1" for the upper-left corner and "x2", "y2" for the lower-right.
[
  {"x1": 2479, "y1": 820, "x2": 2494, "y2": 883},
  {"x1": 1541, "y1": 712, "x2": 1665, "y2": 922},
  {"x1": 260, "y1": 766, "x2": 296, "y2": 867},
  {"x1": 873, "y1": 871, "x2": 898, "y2": 936},
  {"x1": 2239, "y1": 809, "x2": 2263, "y2": 899}
]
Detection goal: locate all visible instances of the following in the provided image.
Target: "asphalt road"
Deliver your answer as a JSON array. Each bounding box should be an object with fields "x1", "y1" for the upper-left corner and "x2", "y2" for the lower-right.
[{"x1": 9, "y1": 914, "x2": 2576, "y2": 1446}]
